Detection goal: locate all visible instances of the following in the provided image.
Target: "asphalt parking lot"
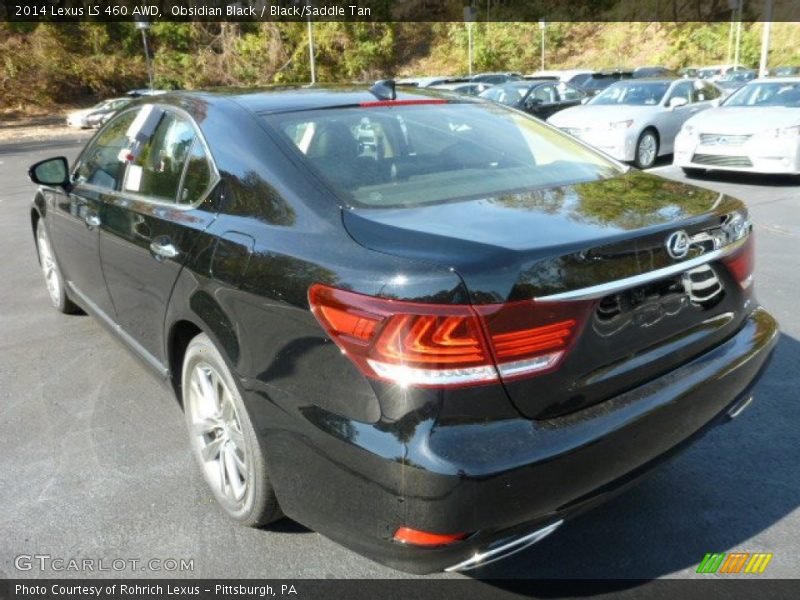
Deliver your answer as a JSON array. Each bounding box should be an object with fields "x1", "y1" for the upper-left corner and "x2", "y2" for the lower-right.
[{"x1": 1, "y1": 138, "x2": 799, "y2": 581}]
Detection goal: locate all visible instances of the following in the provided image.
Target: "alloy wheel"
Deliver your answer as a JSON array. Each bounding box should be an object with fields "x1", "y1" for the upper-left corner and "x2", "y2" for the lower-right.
[
  {"x1": 637, "y1": 132, "x2": 657, "y2": 168},
  {"x1": 187, "y1": 362, "x2": 249, "y2": 505},
  {"x1": 37, "y1": 224, "x2": 62, "y2": 306}
]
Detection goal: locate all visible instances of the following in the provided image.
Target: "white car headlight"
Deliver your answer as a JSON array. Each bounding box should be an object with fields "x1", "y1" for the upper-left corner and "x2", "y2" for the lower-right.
[
  {"x1": 607, "y1": 120, "x2": 633, "y2": 130},
  {"x1": 774, "y1": 125, "x2": 800, "y2": 138}
]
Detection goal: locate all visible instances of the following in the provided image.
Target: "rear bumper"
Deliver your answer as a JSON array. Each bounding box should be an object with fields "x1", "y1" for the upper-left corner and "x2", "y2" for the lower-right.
[{"x1": 255, "y1": 307, "x2": 778, "y2": 574}]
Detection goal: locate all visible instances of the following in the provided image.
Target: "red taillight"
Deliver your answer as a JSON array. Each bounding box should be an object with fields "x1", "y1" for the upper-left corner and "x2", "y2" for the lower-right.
[
  {"x1": 722, "y1": 235, "x2": 754, "y2": 289},
  {"x1": 393, "y1": 527, "x2": 469, "y2": 546},
  {"x1": 475, "y1": 300, "x2": 587, "y2": 381},
  {"x1": 309, "y1": 284, "x2": 591, "y2": 388}
]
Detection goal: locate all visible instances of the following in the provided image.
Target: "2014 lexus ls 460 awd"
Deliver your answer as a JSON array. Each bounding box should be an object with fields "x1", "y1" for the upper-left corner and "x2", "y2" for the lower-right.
[{"x1": 28, "y1": 82, "x2": 777, "y2": 573}]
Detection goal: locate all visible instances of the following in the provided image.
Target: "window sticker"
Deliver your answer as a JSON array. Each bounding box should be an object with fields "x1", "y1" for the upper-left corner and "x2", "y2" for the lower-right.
[{"x1": 124, "y1": 164, "x2": 143, "y2": 192}]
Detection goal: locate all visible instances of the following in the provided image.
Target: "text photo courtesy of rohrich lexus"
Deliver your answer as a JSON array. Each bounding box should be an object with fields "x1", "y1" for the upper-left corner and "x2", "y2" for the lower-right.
[{"x1": 4, "y1": 4, "x2": 800, "y2": 587}]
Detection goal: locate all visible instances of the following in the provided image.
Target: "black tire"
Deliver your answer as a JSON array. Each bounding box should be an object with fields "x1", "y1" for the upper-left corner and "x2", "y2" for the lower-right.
[
  {"x1": 681, "y1": 167, "x2": 706, "y2": 178},
  {"x1": 35, "y1": 219, "x2": 80, "y2": 314},
  {"x1": 633, "y1": 128, "x2": 659, "y2": 169},
  {"x1": 182, "y1": 333, "x2": 282, "y2": 527}
]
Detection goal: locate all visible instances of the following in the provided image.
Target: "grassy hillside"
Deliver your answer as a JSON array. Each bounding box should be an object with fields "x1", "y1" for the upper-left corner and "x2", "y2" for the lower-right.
[{"x1": 2, "y1": 21, "x2": 800, "y2": 109}]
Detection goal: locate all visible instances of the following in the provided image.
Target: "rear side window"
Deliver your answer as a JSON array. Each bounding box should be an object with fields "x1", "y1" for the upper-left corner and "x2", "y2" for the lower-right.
[
  {"x1": 123, "y1": 112, "x2": 196, "y2": 202},
  {"x1": 267, "y1": 102, "x2": 620, "y2": 209},
  {"x1": 179, "y1": 139, "x2": 213, "y2": 204},
  {"x1": 75, "y1": 110, "x2": 138, "y2": 190}
]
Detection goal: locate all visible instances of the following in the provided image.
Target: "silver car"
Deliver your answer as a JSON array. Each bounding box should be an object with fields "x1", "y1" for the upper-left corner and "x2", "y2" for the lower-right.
[{"x1": 547, "y1": 78, "x2": 724, "y2": 168}]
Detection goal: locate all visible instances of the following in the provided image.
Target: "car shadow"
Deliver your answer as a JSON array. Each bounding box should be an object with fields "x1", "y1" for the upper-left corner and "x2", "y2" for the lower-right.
[{"x1": 467, "y1": 331, "x2": 798, "y2": 583}]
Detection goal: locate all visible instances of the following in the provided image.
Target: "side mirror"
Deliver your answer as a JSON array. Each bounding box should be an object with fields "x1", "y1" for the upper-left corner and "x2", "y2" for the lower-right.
[
  {"x1": 581, "y1": 96, "x2": 591, "y2": 104},
  {"x1": 668, "y1": 96, "x2": 688, "y2": 110},
  {"x1": 711, "y1": 98, "x2": 722, "y2": 107},
  {"x1": 29, "y1": 157, "x2": 71, "y2": 189}
]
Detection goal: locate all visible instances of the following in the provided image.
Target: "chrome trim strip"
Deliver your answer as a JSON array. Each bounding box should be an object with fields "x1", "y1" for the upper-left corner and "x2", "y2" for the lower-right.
[
  {"x1": 444, "y1": 520, "x2": 563, "y2": 573},
  {"x1": 66, "y1": 281, "x2": 170, "y2": 378},
  {"x1": 727, "y1": 395, "x2": 754, "y2": 419},
  {"x1": 535, "y1": 235, "x2": 748, "y2": 302}
]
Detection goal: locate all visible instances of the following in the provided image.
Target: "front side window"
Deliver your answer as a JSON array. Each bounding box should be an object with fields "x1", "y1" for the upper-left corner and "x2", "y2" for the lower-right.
[
  {"x1": 122, "y1": 112, "x2": 196, "y2": 202},
  {"x1": 529, "y1": 84, "x2": 558, "y2": 104},
  {"x1": 695, "y1": 81, "x2": 721, "y2": 101},
  {"x1": 481, "y1": 85, "x2": 526, "y2": 106},
  {"x1": 667, "y1": 81, "x2": 695, "y2": 104},
  {"x1": 266, "y1": 102, "x2": 621, "y2": 209},
  {"x1": 75, "y1": 110, "x2": 139, "y2": 190},
  {"x1": 557, "y1": 83, "x2": 583, "y2": 101}
]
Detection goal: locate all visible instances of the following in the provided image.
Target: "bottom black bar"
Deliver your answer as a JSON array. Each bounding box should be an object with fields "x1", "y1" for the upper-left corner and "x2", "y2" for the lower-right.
[{"x1": 1, "y1": 579, "x2": 799, "y2": 600}]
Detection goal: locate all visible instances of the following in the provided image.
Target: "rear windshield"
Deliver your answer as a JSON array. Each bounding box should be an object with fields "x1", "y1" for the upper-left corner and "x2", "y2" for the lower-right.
[{"x1": 265, "y1": 102, "x2": 620, "y2": 209}]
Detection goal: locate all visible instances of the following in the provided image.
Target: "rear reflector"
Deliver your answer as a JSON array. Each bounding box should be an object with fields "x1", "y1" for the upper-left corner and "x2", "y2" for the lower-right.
[
  {"x1": 393, "y1": 527, "x2": 469, "y2": 546},
  {"x1": 722, "y1": 234, "x2": 754, "y2": 289},
  {"x1": 309, "y1": 284, "x2": 592, "y2": 388}
]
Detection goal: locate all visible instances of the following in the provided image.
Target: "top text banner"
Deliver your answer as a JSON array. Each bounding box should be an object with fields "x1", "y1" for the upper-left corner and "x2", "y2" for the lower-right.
[{"x1": 2, "y1": 0, "x2": 799, "y2": 22}]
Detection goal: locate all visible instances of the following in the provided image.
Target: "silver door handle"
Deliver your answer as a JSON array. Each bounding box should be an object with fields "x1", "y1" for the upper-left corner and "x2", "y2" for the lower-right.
[{"x1": 149, "y1": 239, "x2": 179, "y2": 260}]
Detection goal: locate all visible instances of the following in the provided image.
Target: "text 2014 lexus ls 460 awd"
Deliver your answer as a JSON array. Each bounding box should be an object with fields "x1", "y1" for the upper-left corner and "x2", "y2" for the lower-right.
[{"x1": 28, "y1": 82, "x2": 777, "y2": 574}]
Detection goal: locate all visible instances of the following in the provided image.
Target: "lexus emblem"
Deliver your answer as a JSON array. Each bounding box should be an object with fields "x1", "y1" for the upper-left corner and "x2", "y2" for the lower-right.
[{"x1": 666, "y1": 230, "x2": 691, "y2": 259}]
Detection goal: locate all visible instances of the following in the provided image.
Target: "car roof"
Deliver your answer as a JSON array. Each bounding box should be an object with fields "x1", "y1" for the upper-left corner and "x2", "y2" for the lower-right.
[{"x1": 134, "y1": 85, "x2": 475, "y2": 119}]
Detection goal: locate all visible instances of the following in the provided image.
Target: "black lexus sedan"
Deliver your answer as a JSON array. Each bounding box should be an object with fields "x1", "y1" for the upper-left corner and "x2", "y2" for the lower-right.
[
  {"x1": 479, "y1": 79, "x2": 586, "y2": 119},
  {"x1": 28, "y1": 82, "x2": 777, "y2": 574}
]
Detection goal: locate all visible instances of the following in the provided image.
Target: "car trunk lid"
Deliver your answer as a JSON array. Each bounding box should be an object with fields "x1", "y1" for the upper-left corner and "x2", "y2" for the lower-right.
[{"x1": 343, "y1": 171, "x2": 753, "y2": 418}]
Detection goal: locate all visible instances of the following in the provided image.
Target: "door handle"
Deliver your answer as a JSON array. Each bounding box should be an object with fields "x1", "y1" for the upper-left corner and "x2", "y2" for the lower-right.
[
  {"x1": 149, "y1": 237, "x2": 179, "y2": 260},
  {"x1": 85, "y1": 214, "x2": 101, "y2": 229}
]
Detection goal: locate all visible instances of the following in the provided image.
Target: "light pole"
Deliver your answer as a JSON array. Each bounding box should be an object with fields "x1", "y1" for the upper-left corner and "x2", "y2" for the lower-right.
[
  {"x1": 464, "y1": 6, "x2": 476, "y2": 77},
  {"x1": 135, "y1": 18, "x2": 154, "y2": 90},
  {"x1": 732, "y1": 0, "x2": 744, "y2": 68},
  {"x1": 759, "y1": 0, "x2": 774, "y2": 77},
  {"x1": 307, "y1": 16, "x2": 316, "y2": 85},
  {"x1": 539, "y1": 19, "x2": 546, "y2": 71}
]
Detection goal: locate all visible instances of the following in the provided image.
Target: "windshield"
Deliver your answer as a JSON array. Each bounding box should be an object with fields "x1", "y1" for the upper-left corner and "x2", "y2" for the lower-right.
[
  {"x1": 590, "y1": 81, "x2": 670, "y2": 106},
  {"x1": 480, "y1": 84, "x2": 528, "y2": 106},
  {"x1": 721, "y1": 71, "x2": 750, "y2": 82},
  {"x1": 698, "y1": 68, "x2": 721, "y2": 79},
  {"x1": 774, "y1": 67, "x2": 800, "y2": 76},
  {"x1": 266, "y1": 102, "x2": 621, "y2": 209},
  {"x1": 724, "y1": 82, "x2": 800, "y2": 107}
]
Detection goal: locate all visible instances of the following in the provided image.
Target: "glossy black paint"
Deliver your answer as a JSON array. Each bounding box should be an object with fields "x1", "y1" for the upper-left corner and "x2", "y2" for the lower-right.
[{"x1": 30, "y1": 86, "x2": 778, "y2": 574}]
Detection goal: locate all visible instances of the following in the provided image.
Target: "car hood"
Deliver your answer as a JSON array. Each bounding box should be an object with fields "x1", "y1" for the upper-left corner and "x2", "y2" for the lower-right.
[
  {"x1": 548, "y1": 104, "x2": 661, "y2": 127},
  {"x1": 685, "y1": 106, "x2": 800, "y2": 133}
]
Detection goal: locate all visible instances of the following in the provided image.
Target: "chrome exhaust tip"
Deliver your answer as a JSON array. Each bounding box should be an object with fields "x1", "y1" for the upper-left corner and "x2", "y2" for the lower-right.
[
  {"x1": 444, "y1": 520, "x2": 563, "y2": 573},
  {"x1": 727, "y1": 395, "x2": 754, "y2": 420}
]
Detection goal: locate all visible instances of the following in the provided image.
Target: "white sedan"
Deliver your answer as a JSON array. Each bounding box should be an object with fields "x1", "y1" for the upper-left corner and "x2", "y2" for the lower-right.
[
  {"x1": 674, "y1": 78, "x2": 800, "y2": 176},
  {"x1": 547, "y1": 78, "x2": 724, "y2": 169}
]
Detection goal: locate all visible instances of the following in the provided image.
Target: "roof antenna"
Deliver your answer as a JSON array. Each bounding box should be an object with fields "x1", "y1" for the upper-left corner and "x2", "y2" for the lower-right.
[{"x1": 369, "y1": 79, "x2": 396, "y2": 101}]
